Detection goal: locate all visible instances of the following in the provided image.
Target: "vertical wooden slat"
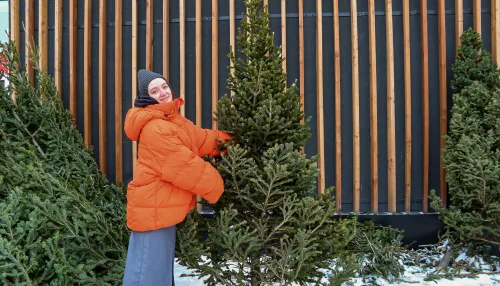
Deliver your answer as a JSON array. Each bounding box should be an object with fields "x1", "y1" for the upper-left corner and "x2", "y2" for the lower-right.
[
  {"x1": 368, "y1": 0, "x2": 378, "y2": 214},
  {"x1": 474, "y1": 0, "x2": 481, "y2": 35},
  {"x1": 115, "y1": 0, "x2": 123, "y2": 183},
  {"x1": 230, "y1": 0, "x2": 235, "y2": 97},
  {"x1": 212, "y1": 0, "x2": 218, "y2": 129},
  {"x1": 351, "y1": 0, "x2": 360, "y2": 213},
  {"x1": 10, "y1": 0, "x2": 20, "y2": 52},
  {"x1": 55, "y1": 0, "x2": 63, "y2": 97},
  {"x1": 263, "y1": 0, "x2": 269, "y2": 58},
  {"x1": 132, "y1": 0, "x2": 138, "y2": 169},
  {"x1": 146, "y1": 0, "x2": 154, "y2": 70},
  {"x1": 263, "y1": 1, "x2": 268, "y2": 56},
  {"x1": 281, "y1": 0, "x2": 286, "y2": 74},
  {"x1": 403, "y1": 0, "x2": 412, "y2": 213},
  {"x1": 84, "y1": 0, "x2": 92, "y2": 147},
  {"x1": 180, "y1": 0, "x2": 186, "y2": 116},
  {"x1": 456, "y1": 0, "x2": 463, "y2": 49},
  {"x1": 492, "y1": 0, "x2": 500, "y2": 63},
  {"x1": 163, "y1": 0, "x2": 170, "y2": 79},
  {"x1": 317, "y1": 0, "x2": 325, "y2": 195},
  {"x1": 299, "y1": 0, "x2": 304, "y2": 123},
  {"x1": 386, "y1": 0, "x2": 396, "y2": 213},
  {"x1": 10, "y1": 0, "x2": 19, "y2": 101},
  {"x1": 70, "y1": 0, "x2": 77, "y2": 124},
  {"x1": 99, "y1": 0, "x2": 107, "y2": 175},
  {"x1": 39, "y1": 0, "x2": 48, "y2": 71},
  {"x1": 421, "y1": 0, "x2": 429, "y2": 213},
  {"x1": 195, "y1": 0, "x2": 202, "y2": 213},
  {"x1": 25, "y1": 0, "x2": 35, "y2": 85},
  {"x1": 197, "y1": 0, "x2": 203, "y2": 124},
  {"x1": 333, "y1": 0, "x2": 342, "y2": 212},
  {"x1": 438, "y1": 0, "x2": 447, "y2": 207}
]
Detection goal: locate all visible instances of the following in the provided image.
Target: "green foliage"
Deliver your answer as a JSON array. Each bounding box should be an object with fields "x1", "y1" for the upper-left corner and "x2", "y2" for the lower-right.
[
  {"x1": 176, "y1": 0, "x2": 355, "y2": 285},
  {"x1": 324, "y1": 255, "x2": 360, "y2": 286},
  {"x1": 215, "y1": 0, "x2": 310, "y2": 155},
  {"x1": 321, "y1": 221, "x2": 409, "y2": 286},
  {"x1": 0, "y1": 40, "x2": 128, "y2": 285},
  {"x1": 431, "y1": 28, "x2": 500, "y2": 247},
  {"x1": 346, "y1": 221, "x2": 408, "y2": 284}
]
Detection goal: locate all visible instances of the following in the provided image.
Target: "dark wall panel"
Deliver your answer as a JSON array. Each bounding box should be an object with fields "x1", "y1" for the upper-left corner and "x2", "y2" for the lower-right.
[
  {"x1": 12, "y1": 0, "x2": 498, "y2": 213},
  {"x1": 410, "y1": 10, "x2": 423, "y2": 212},
  {"x1": 374, "y1": 0, "x2": 388, "y2": 213}
]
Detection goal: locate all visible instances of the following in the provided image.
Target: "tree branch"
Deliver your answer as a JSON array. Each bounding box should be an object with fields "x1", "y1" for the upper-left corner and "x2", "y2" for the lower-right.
[{"x1": 11, "y1": 110, "x2": 46, "y2": 158}]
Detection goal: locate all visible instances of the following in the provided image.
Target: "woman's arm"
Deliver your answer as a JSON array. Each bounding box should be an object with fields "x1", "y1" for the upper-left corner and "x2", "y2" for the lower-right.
[
  {"x1": 150, "y1": 127, "x2": 225, "y2": 203},
  {"x1": 194, "y1": 125, "x2": 233, "y2": 157}
]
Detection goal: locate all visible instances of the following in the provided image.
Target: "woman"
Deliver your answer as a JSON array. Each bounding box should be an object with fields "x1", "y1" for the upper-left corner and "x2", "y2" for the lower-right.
[{"x1": 123, "y1": 69, "x2": 231, "y2": 285}]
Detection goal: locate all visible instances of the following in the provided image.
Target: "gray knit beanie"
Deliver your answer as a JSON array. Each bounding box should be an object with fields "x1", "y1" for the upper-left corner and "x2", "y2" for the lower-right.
[{"x1": 135, "y1": 69, "x2": 168, "y2": 107}]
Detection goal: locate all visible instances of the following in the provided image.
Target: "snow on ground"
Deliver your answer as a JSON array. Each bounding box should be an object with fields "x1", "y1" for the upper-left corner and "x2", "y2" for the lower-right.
[
  {"x1": 348, "y1": 265, "x2": 499, "y2": 286},
  {"x1": 173, "y1": 261, "x2": 206, "y2": 286},
  {"x1": 173, "y1": 260, "x2": 500, "y2": 286}
]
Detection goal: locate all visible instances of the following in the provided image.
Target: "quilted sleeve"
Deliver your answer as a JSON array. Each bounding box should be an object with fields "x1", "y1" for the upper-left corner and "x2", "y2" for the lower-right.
[
  {"x1": 194, "y1": 125, "x2": 233, "y2": 157},
  {"x1": 152, "y1": 128, "x2": 224, "y2": 203}
]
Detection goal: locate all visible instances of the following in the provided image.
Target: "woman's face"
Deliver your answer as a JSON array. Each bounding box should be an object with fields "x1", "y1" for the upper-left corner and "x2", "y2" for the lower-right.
[{"x1": 148, "y1": 78, "x2": 173, "y2": 103}]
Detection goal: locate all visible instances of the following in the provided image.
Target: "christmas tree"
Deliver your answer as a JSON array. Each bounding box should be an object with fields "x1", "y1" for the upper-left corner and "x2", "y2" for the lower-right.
[
  {"x1": 176, "y1": 1, "x2": 355, "y2": 285},
  {"x1": 0, "y1": 40, "x2": 128, "y2": 284},
  {"x1": 431, "y1": 28, "x2": 500, "y2": 247}
]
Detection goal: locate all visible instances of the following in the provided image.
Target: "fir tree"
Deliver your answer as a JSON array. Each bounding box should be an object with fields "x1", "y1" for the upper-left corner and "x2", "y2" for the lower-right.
[
  {"x1": 431, "y1": 28, "x2": 500, "y2": 247},
  {"x1": 0, "y1": 40, "x2": 128, "y2": 284},
  {"x1": 176, "y1": 1, "x2": 355, "y2": 285}
]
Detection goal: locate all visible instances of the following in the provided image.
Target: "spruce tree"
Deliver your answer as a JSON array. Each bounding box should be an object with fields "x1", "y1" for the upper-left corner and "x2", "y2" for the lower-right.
[
  {"x1": 176, "y1": 1, "x2": 355, "y2": 285},
  {"x1": 431, "y1": 28, "x2": 500, "y2": 247},
  {"x1": 0, "y1": 40, "x2": 128, "y2": 284}
]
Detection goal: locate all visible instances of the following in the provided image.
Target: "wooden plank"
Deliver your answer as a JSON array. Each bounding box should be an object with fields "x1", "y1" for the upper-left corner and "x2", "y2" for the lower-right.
[
  {"x1": 492, "y1": 0, "x2": 500, "y2": 63},
  {"x1": 299, "y1": 0, "x2": 304, "y2": 123},
  {"x1": 115, "y1": 0, "x2": 123, "y2": 183},
  {"x1": 132, "y1": 0, "x2": 138, "y2": 169},
  {"x1": 180, "y1": 0, "x2": 186, "y2": 116},
  {"x1": 403, "y1": 0, "x2": 412, "y2": 213},
  {"x1": 197, "y1": 0, "x2": 202, "y2": 124},
  {"x1": 438, "y1": 0, "x2": 447, "y2": 207},
  {"x1": 195, "y1": 0, "x2": 202, "y2": 213},
  {"x1": 421, "y1": 0, "x2": 429, "y2": 213},
  {"x1": 146, "y1": 0, "x2": 154, "y2": 70},
  {"x1": 10, "y1": 0, "x2": 19, "y2": 53},
  {"x1": 474, "y1": 0, "x2": 481, "y2": 35},
  {"x1": 351, "y1": 0, "x2": 360, "y2": 213},
  {"x1": 368, "y1": 0, "x2": 378, "y2": 214},
  {"x1": 263, "y1": 0, "x2": 269, "y2": 57},
  {"x1": 25, "y1": 0, "x2": 35, "y2": 85},
  {"x1": 39, "y1": 0, "x2": 48, "y2": 71},
  {"x1": 456, "y1": 0, "x2": 463, "y2": 49},
  {"x1": 10, "y1": 0, "x2": 19, "y2": 102},
  {"x1": 333, "y1": 0, "x2": 342, "y2": 212},
  {"x1": 55, "y1": 0, "x2": 63, "y2": 97},
  {"x1": 230, "y1": 0, "x2": 235, "y2": 96},
  {"x1": 163, "y1": 0, "x2": 170, "y2": 78},
  {"x1": 386, "y1": 0, "x2": 396, "y2": 213},
  {"x1": 84, "y1": 0, "x2": 92, "y2": 147},
  {"x1": 99, "y1": 0, "x2": 107, "y2": 175},
  {"x1": 281, "y1": 0, "x2": 286, "y2": 74},
  {"x1": 317, "y1": 0, "x2": 325, "y2": 195},
  {"x1": 212, "y1": 0, "x2": 218, "y2": 130},
  {"x1": 70, "y1": 0, "x2": 77, "y2": 124}
]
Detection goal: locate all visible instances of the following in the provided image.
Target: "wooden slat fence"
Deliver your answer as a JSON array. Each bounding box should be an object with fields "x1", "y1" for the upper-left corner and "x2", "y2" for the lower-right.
[{"x1": 9, "y1": 0, "x2": 500, "y2": 214}]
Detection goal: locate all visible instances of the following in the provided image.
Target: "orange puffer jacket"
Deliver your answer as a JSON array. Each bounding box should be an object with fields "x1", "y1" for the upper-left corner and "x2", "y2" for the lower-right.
[{"x1": 124, "y1": 98, "x2": 231, "y2": 232}]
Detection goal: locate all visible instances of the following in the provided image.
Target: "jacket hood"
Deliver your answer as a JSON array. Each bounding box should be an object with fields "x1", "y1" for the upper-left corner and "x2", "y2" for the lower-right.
[{"x1": 124, "y1": 98, "x2": 184, "y2": 141}]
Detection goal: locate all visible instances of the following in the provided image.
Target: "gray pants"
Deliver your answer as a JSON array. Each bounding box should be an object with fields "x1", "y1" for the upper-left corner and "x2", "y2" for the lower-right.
[{"x1": 123, "y1": 226, "x2": 176, "y2": 286}]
